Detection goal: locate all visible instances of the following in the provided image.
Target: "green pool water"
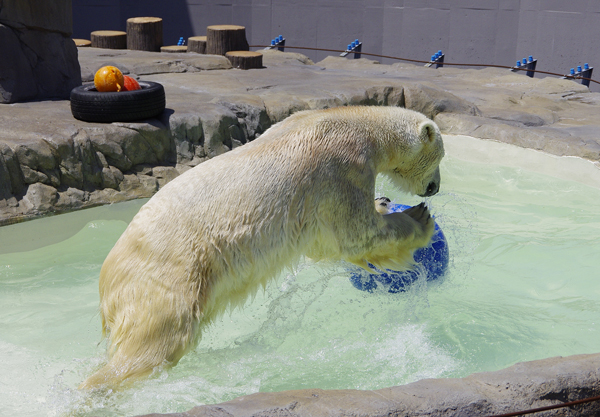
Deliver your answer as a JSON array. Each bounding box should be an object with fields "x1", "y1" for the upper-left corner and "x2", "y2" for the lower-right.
[{"x1": 1, "y1": 135, "x2": 599, "y2": 417}]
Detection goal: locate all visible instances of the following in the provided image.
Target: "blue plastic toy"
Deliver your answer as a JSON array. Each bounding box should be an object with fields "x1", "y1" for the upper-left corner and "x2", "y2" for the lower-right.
[{"x1": 349, "y1": 203, "x2": 449, "y2": 293}]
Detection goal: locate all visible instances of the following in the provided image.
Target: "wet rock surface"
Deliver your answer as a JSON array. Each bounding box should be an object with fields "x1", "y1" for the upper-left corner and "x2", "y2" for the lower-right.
[
  {"x1": 1, "y1": 47, "x2": 599, "y2": 224},
  {"x1": 139, "y1": 353, "x2": 600, "y2": 417}
]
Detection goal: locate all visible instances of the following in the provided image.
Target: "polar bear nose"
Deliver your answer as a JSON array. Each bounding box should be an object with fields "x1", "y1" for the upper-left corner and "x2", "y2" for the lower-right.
[{"x1": 421, "y1": 181, "x2": 439, "y2": 197}]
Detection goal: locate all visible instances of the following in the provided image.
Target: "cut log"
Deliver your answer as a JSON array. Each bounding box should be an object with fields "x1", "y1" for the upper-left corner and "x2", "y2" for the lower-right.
[
  {"x1": 160, "y1": 45, "x2": 188, "y2": 53},
  {"x1": 188, "y1": 36, "x2": 207, "y2": 54},
  {"x1": 126, "y1": 17, "x2": 163, "y2": 52},
  {"x1": 73, "y1": 39, "x2": 91, "y2": 47},
  {"x1": 90, "y1": 31, "x2": 126, "y2": 49},
  {"x1": 226, "y1": 51, "x2": 263, "y2": 70},
  {"x1": 206, "y1": 25, "x2": 249, "y2": 56}
]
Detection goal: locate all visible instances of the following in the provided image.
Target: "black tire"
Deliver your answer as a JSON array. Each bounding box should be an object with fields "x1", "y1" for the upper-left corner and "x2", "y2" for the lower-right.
[{"x1": 70, "y1": 81, "x2": 165, "y2": 123}]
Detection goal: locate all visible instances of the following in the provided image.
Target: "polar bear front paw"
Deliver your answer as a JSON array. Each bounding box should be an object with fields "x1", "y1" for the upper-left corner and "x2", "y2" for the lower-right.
[
  {"x1": 382, "y1": 202, "x2": 435, "y2": 247},
  {"x1": 404, "y1": 202, "x2": 435, "y2": 243},
  {"x1": 403, "y1": 202, "x2": 431, "y2": 228}
]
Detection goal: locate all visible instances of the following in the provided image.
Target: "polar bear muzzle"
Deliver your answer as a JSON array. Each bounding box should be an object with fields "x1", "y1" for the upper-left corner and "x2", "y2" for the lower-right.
[{"x1": 421, "y1": 167, "x2": 441, "y2": 197}]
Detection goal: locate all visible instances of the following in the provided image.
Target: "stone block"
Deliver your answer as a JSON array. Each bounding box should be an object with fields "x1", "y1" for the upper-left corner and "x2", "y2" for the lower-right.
[
  {"x1": 0, "y1": 0, "x2": 72, "y2": 34},
  {"x1": 22, "y1": 182, "x2": 58, "y2": 213},
  {"x1": 0, "y1": 0, "x2": 81, "y2": 103}
]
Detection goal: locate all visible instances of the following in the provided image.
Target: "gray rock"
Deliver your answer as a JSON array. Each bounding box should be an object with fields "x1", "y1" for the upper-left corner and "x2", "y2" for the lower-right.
[
  {"x1": 211, "y1": 94, "x2": 272, "y2": 140},
  {"x1": 56, "y1": 187, "x2": 89, "y2": 210},
  {"x1": 0, "y1": 24, "x2": 37, "y2": 103},
  {"x1": 152, "y1": 166, "x2": 180, "y2": 188},
  {"x1": 260, "y1": 91, "x2": 311, "y2": 124},
  {"x1": 21, "y1": 182, "x2": 58, "y2": 213},
  {"x1": 0, "y1": 1, "x2": 81, "y2": 103},
  {"x1": 403, "y1": 83, "x2": 481, "y2": 119},
  {"x1": 88, "y1": 187, "x2": 129, "y2": 206},
  {"x1": 0, "y1": 143, "x2": 24, "y2": 196},
  {"x1": 119, "y1": 174, "x2": 158, "y2": 197},
  {"x1": 14, "y1": 139, "x2": 57, "y2": 171},
  {"x1": 197, "y1": 107, "x2": 242, "y2": 158},
  {"x1": 261, "y1": 49, "x2": 315, "y2": 67},
  {"x1": 113, "y1": 121, "x2": 172, "y2": 166},
  {"x1": 20, "y1": 165, "x2": 49, "y2": 185},
  {"x1": 101, "y1": 166, "x2": 124, "y2": 190},
  {"x1": 169, "y1": 113, "x2": 205, "y2": 164},
  {"x1": 87, "y1": 127, "x2": 133, "y2": 172}
]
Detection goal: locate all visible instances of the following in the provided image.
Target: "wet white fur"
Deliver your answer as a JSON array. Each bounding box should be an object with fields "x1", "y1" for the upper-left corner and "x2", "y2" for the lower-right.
[{"x1": 80, "y1": 106, "x2": 444, "y2": 390}]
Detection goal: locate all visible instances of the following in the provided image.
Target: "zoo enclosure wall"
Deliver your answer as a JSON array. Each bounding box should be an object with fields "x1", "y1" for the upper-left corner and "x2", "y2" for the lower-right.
[{"x1": 72, "y1": 0, "x2": 600, "y2": 93}]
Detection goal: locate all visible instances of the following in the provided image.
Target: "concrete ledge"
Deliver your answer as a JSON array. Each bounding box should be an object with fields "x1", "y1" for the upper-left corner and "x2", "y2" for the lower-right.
[{"x1": 139, "y1": 353, "x2": 600, "y2": 417}]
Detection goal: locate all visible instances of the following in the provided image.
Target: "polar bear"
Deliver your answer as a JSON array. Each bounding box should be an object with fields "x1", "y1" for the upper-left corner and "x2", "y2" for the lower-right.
[{"x1": 80, "y1": 106, "x2": 444, "y2": 390}]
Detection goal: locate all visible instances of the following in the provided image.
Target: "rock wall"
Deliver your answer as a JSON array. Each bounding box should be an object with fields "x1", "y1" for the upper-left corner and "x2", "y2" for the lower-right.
[
  {"x1": 0, "y1": 0, "x2": 81, "y2": 103},
  {"x1": 2, "y1": 48, "x2": 598, "y2": 226}
]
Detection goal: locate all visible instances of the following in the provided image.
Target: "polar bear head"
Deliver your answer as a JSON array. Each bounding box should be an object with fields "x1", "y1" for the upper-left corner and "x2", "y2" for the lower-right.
[{"x1": 372, "y1": 107, "x2": 445, "y2": 197}]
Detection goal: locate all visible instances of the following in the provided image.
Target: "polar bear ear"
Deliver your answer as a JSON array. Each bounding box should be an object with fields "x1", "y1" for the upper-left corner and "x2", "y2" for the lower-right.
[{"x1": 419, "y1": 121, "x2": 437, "y2": 143}]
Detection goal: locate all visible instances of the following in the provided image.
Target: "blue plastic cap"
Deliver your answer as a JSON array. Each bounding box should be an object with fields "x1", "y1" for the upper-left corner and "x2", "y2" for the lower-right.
[
  {"x1": 431, "y1": 55, "x2": 436, "y2": 61},
  {"x1": 577, "y1": 65, "x2": 582, "y2": 72},
  {"x1": 348, "y1": 44, "x2": 352, "y2": 50},
  {"x1": 355, "y1": 39, "x2": 359, "y2": 44},
  {"x1": 438, "y1": 50, "x2": 442, "y2": 55},
  {"x1": 271, "y1": 39, "x2": 276, "y2": 45},
  {"x1": 528, "y1": 55, "x2": 533, "y2": 62},
  {"x1": 570, "y1": 68, "x2": 575, "y2": 75},
  {"x1": 522, "y1": 58, "x2": 527, "y2": 65},
  {"x1": 516, "y1": 61, "x2": 521, "y2": 67},
  {"x1": 278, "y1": 35, "x2": 283, "y2": 41},
  {"x1": 584, "y1": 63, "x2": 590, "y2": 70}
]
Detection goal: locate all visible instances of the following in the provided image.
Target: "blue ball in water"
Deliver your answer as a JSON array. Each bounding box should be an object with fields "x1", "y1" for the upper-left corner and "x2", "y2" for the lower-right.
[{"x1": 349, "y1": 203, "x2": 449, "y2": 293}]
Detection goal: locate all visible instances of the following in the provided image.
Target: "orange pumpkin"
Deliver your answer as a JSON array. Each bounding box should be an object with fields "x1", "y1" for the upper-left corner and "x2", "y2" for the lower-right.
[
  {"x1": 94, "y1": 66, "x2": 124, "y2": 92},
  {"x1": 123, "y1": 75, "x2": 141, "y2": 91}
]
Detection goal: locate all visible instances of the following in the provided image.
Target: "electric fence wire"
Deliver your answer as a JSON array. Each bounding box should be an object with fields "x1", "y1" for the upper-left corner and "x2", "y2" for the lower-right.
[{"x1": 250, "y1": 45, "x2": 599, "y2": 85}]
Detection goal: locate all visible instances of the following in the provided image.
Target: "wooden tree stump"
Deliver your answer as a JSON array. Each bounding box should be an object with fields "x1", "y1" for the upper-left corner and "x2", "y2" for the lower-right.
[
  {"x1": 187, "y1": 36, "x2": 207, "y2": 54},
  {"x1": 226, "y1": 51, "x2": 263, "y2": 70},
  {"x1": 126, "y1": 17, "x2": 163, "y2": 52},
  {"x1": 206, "y1": 25, "x2": 249, "y2": 56},
  {"x1": 90, "y1": 31, "x2": 126, "y2": 49},
  {"x1": 73, "y1": 39, "x2": 91, "y2": 47},
  {"x1": 160, "y1": 45, "x2": 188, "y2": 53}
]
